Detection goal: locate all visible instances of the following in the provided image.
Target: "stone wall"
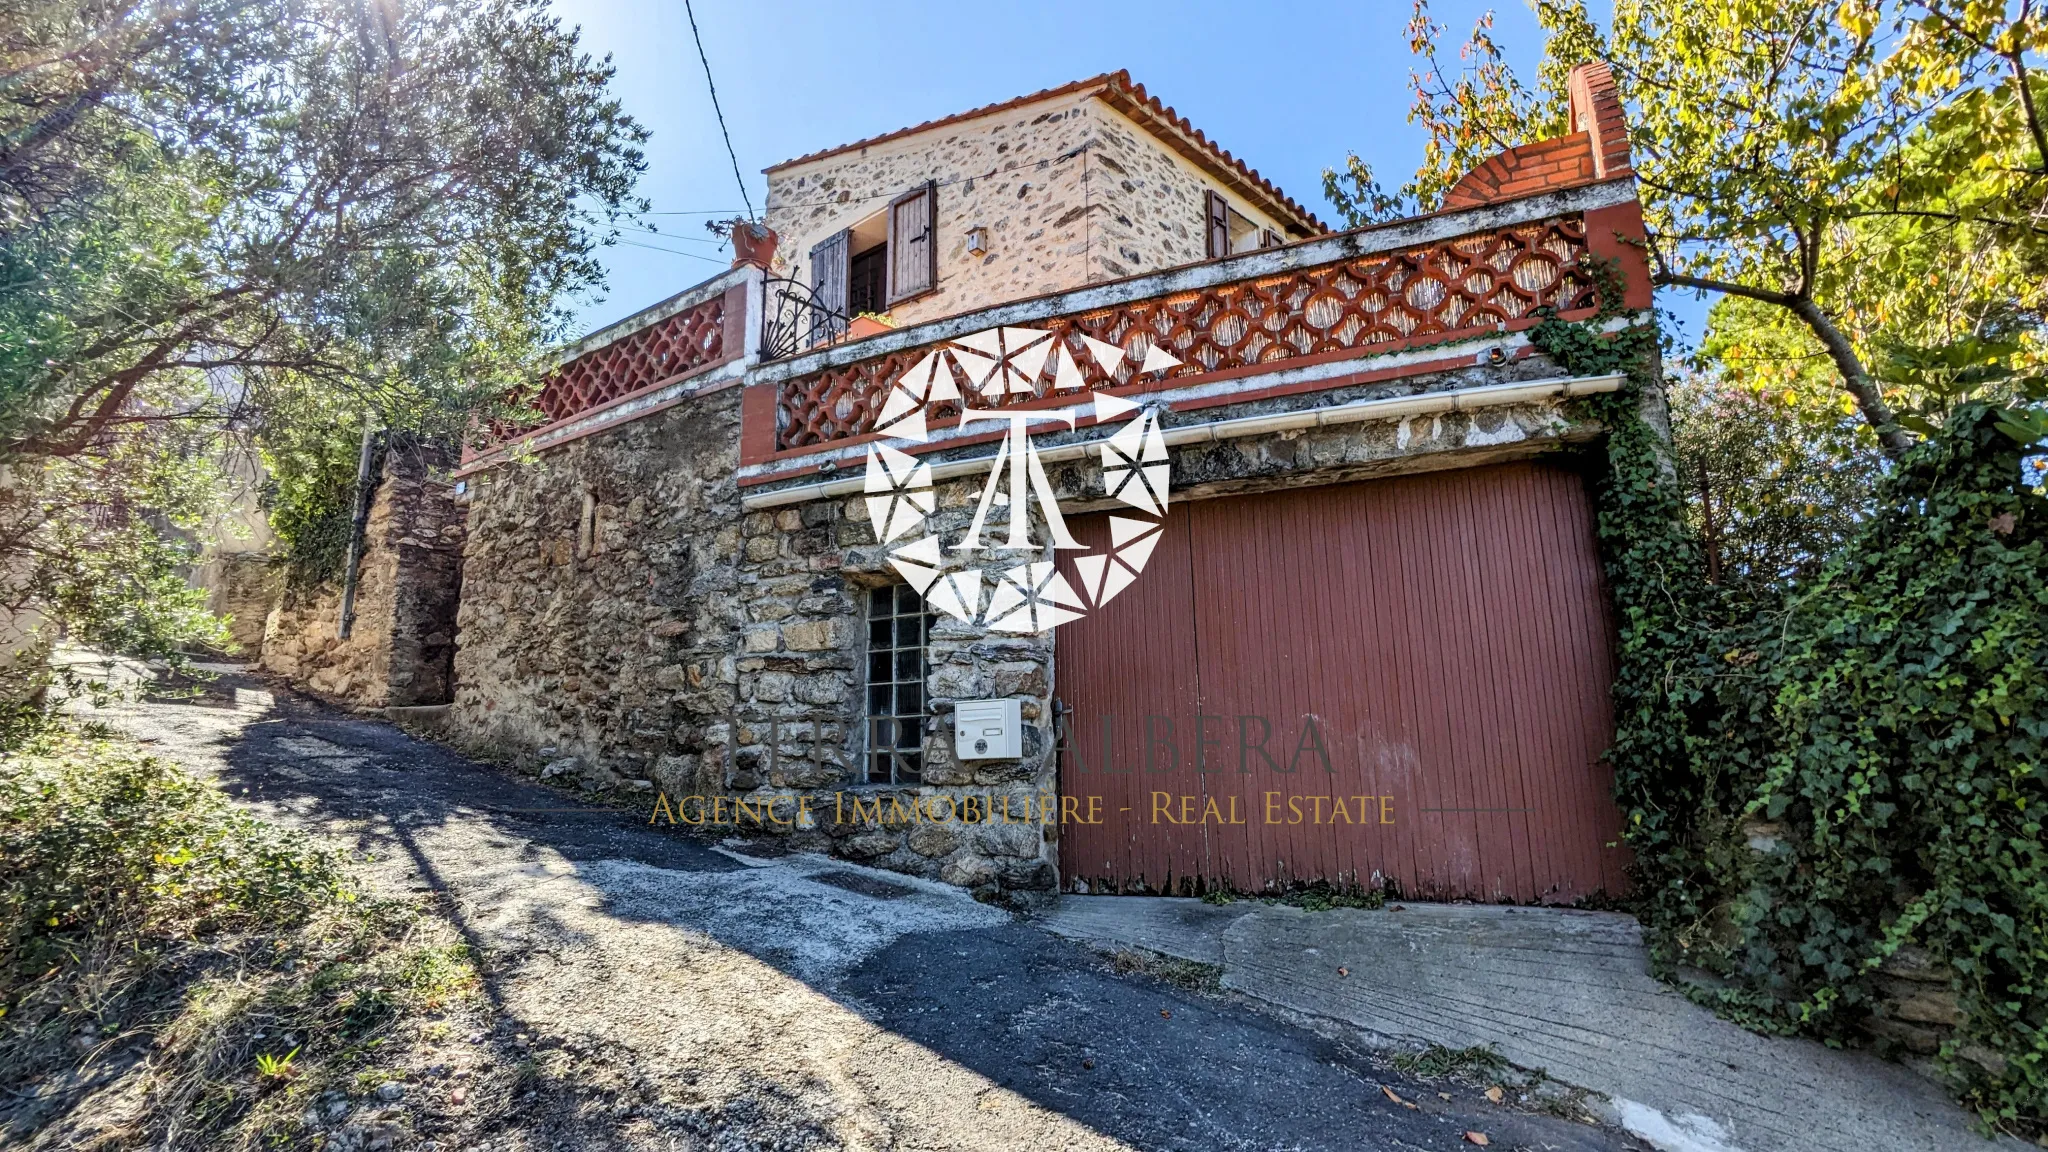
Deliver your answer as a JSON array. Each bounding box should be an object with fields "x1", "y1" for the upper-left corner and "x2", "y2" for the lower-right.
[
  {"x1": 1079, "y1": 100, "x2": 1276, "y2": 281},
  {"x1": 447, "y1": 335, "x2": 1618, "y2": 901},
  {"x1": 192, "y1": 552, "x2": 282, "y2": 656},
  {"x1": 1863, "y1": 947, "x2": 2011, "y2": 1083},
  {"x1": 723, "y1": 477, "x2": 1063, "y2": 897},
  {"x1": 445, "y1": 390, "x2": 745, "y2": 792},
  {"x1": 448, "y1": 380, "x2": 1074, "y2": 898},
  {"x1": 764, "y1": 92, "x2": 1293, "y2": 326},
  {"x1": 261, "y1": 440, "x2": 466, "y2": 708}
]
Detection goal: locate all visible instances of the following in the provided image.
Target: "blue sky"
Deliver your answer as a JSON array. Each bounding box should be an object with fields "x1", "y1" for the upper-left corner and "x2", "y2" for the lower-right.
[{"x1": 549, "y1": 0, "x2": 1705, "y2": 345}]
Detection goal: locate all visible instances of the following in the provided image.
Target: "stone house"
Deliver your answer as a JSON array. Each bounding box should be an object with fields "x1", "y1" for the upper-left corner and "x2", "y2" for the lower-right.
[
  {"x1": 762, "y1": 72, "x2": 1322, "y2": 334},
  {"x1": 292, "y1": 64, "x2": 1659, "y2": 905}
]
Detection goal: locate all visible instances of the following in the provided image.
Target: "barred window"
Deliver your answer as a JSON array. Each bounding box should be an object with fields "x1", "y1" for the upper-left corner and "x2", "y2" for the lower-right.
[{"x1": 865, "y1": 583, "x2": 933, "y2": 784}]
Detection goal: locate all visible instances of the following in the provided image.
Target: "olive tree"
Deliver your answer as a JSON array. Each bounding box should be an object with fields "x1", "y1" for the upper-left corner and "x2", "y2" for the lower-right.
[{"x1": 0, "y1": 0, "x2": 646, "y2": 674}]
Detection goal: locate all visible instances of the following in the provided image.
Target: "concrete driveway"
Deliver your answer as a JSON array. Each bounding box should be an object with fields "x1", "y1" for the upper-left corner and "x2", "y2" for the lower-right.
[
  {"x1": 1038, "y1": 896, "x2": 2009, "y2": 1152},
  {"x1": 69, "y1": 659, "x2": 1647, "y2": 1152}
]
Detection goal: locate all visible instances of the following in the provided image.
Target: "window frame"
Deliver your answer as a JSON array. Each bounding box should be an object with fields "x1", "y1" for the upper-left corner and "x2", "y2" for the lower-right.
[
  {"x1": 861, "y1": 582, "x2": 935, "y2": 786},
  {"x1": 1225, "y1": 208, "x2": 1267, "y2": 256},
  {"x1": 1206, "y1": 189, "x2": 1281, "y2": 258}
]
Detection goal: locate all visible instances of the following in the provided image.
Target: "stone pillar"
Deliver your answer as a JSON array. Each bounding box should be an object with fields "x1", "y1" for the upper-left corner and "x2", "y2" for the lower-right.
[{"x1": 258, "y1": 438, "x2": 466, "y2": 708}]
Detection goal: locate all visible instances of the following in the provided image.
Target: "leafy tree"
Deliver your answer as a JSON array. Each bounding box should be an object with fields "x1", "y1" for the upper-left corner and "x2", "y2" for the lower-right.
[
  {"x1": 1325, "y1": 0, "x2": 2048, "y2": 459},
  {"x1": 1324, "y1": 1, "x2": 1599, "y2": 223},
  {"x1": 2, "y1": 0, "x2": 647, "y2": 461},
  {"x1": 0, "y1": 397, "x2": 231, "y2": 699},
  {"x1": 0, "y1": 0, "x2": 287, "y2": 230},
  {"x1": 0, "y1": 0, "x2": 646, "y2": 675},
  {"x1": 256, "y1": 387, "x2": 373, "y2": 590},
  {"x1": 1668, "y1": 349, "x2": 1887, "y2": 594}
]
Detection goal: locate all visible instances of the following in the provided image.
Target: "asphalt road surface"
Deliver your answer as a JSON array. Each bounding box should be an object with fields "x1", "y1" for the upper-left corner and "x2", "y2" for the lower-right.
[{"x1": 76, "y1": 659, "x2": 1648, "y2": 1152}]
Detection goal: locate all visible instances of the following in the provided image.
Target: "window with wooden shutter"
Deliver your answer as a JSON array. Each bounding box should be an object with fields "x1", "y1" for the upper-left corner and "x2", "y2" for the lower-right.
[
  {"x1": 808, "y1": 230, "x2": 850, "y2": 343},
  {"x1": 886, "y1": 181, "x2": 936, "y2": 304},
  {"x1": 1208, "y1": 191, "x2": 1281, "y2": 258}
]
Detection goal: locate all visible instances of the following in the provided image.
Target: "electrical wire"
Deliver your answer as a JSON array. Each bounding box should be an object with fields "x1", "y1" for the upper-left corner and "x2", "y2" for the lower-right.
[
  {"x1": 682, "y1": 0, "x2": 756, "y2": 222},
  {"x1": 612, "y1": 221, "x2": 727, "y2": 245},
  {"x1": 608, "y1": 237, "x2": 729, "y2": 265}
]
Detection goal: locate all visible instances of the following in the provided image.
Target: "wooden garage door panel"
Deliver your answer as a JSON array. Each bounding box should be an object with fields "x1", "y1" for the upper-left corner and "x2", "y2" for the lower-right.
[
  {"x1": 1054, "y1": 511, "x2": 1207, "y2": 889},
  {"x1": 1056, "y1": 462, "x2": 1627, "y2": 902}
]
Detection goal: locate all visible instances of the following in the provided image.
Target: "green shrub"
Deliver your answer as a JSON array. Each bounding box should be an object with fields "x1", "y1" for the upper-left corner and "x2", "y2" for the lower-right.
[
  {"x1": 0, "y1": 729, "x2": 483, "y2": 1148},
  {"x1": 0, "y1": 730, "x2": 341, "y2": 996},
  {"x1": 259, "y1": 416, "x2": 372, "y2": 592},
  {"x1": 1535, "y1": 298, "x2": 2048, "y2": 1135},
  {"x1": 1709, "y1": 402, "x2": 2047, "y2": 1127}
]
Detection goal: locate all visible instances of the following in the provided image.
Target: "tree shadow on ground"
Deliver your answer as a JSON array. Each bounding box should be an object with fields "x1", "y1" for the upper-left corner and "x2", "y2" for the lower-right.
[{"x1": 122, "y1": 666, "x2": 1642, "y2": 1152}]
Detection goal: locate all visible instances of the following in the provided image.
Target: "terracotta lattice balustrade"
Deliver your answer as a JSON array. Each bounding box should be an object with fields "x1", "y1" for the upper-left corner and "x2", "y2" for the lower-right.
[
  {"x1": 500, "y1": 291, "x2": 728, "y2": 436},
  {"x1": 773, "y1": 214, "x2": 1595, "y2": 451}
]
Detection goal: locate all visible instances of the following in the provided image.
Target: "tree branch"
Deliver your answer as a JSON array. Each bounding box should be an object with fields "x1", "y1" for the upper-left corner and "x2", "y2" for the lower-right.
[
  {"x1": 1839, "y1": 206, "x2": 2048, "y2": 235},
  {"x1": 1783, "y1": 296, "x2": 1915, "y2": 460},
  {"x1": 1649, "y1": 270, "x2": 1914, "y2": 459},
  {"x1": 2007, "y1": 47, "x2": 2048, "y2": 177},
  {"x1": 1651, "y1": 269, "x2": 1796, "y2": 308}
]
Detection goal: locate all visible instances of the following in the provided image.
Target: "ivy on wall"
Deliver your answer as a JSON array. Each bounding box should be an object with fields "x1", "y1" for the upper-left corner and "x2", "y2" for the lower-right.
[
  {"x1": 1535, "y1": 269, "x2": 2048, "y2": 1136},
  {"x1": 261, "y1": 428, "x2": 371, "y2": 592}
]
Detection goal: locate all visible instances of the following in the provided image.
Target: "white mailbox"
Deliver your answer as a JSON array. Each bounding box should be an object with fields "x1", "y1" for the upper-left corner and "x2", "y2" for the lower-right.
[{"x1": 954, "y1": 698, "x2": 1021, "y2": 760}]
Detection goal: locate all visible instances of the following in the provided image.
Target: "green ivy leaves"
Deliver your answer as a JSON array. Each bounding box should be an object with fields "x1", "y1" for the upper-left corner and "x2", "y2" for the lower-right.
[{"x1": 1536, "y1": 302, "x2": 2048, "y2": 1136}]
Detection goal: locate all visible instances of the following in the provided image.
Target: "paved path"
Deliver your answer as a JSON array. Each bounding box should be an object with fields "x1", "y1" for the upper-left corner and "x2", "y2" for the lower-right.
[
  {"x1": 73, "y1": 660, "x2": 1645, "y2": 1152},
  {"x1": 1040, "y1": 896, "x2": 2011, "y2": 1152}
]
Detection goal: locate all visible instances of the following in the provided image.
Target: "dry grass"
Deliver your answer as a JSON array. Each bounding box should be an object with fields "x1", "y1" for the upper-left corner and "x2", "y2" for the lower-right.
[
  {"x1": 1101, "y1": 947, "x2": 1224, "y2": 993},
  {"x1": 0, "y1": 724, "x2": 493, "y2": 1150}
]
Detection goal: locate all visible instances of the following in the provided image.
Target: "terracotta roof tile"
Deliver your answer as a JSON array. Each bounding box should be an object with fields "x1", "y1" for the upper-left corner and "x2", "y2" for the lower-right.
[
  {"x1": 765, "y1": 74, "x2": 1112, "y2": 173},
  {"x1": 765, "y1": 71, "x2": 1326, "y2": 237},
  {"x1": 1095, "y1": 72, "x2": 1325, "y2": 236}
]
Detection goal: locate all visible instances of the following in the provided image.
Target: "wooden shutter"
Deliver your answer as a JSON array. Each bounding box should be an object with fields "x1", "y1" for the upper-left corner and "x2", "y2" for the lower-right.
[
  {"x1": 1262, "y1": 228, "x2": 1282, "y2": 250},
  {"x1": 1205, "y1": 191, "x2": 1230, "y2": 259},
  {"x1": 887, "y1": 181, "x2": 936, "y2": 303},
  {"x1": 808, "y1": 230, "x2": 849, "y2": 342}
]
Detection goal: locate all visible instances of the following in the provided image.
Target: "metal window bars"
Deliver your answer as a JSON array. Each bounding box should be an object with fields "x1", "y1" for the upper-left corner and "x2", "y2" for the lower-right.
[{"x1": 865, "y1": 583, "x2": 934, "y2": 785}]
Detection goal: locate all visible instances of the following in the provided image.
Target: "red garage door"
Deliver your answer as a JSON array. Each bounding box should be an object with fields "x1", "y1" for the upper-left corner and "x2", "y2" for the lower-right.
[{"x1": 1055, "y1": 461, "x2": 1628, "y2": 903}]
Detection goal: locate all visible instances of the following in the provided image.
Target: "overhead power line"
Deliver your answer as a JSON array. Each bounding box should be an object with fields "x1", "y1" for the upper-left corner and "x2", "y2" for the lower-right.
[
  {"x1": 610, "y1": 237, "x2": 728, "y2": 265},
  {"x1": 682, "y1": 0, "x2": 755, "y2": 222},
  {"x1": 613, "y1": 221, "x2": 726, "y2": 245}
]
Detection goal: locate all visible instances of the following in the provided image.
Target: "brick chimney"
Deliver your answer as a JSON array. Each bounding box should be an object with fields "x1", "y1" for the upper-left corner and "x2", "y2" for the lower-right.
[
  {"x1": 1566, "y1": 62, "x2": 1633, "y2": 180},
  {"x1": 1441, "y1": 61, "x2": 1635, "y2": 210}
]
